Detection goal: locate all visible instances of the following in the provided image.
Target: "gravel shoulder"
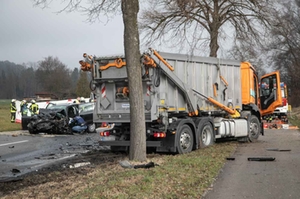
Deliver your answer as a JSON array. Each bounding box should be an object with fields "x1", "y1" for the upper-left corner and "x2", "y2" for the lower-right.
[{"x1": 203, "y1": 129, "x2": 300, "y2": 199}]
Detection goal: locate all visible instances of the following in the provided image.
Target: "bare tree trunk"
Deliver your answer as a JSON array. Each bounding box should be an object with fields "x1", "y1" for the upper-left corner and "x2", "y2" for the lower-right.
[
  {"x1": 121, "y1": 0, "x2": 147, "y2": 161},
  {"x1": 209, "y1": 28, "x2": 219, "y2": 57}
]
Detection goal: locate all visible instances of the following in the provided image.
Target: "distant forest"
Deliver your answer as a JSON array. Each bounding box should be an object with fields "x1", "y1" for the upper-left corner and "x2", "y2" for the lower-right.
[{"x1": 0, "y1": 56, "x2": 91, "y2": 100}]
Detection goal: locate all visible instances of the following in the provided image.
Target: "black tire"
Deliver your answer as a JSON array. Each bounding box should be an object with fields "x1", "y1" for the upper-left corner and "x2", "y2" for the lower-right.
[
  {"x1": 27, "y1": 123, "x2": 37, "y2": 134},
  {"x1": 87, "y1": 123, "x2": 96, "y2": 133},
  {"x1": 197, "y1": 121, "x2": 214, "y2": 148},
  {"x1": 176, "y1": 124, "x2": 194, "y2": 154},
  {"x1": 248, "y1": 115, "x2": 260, "y2": 142}
]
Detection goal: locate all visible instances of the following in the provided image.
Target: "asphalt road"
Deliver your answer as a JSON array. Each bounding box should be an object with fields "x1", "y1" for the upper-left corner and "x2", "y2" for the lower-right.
[
  {"x1": 203, "y1": 129, "x2": 300, "y2": 199},
  {"x1": 0, "y1": 130, "x2": 104, "y2": 182}
]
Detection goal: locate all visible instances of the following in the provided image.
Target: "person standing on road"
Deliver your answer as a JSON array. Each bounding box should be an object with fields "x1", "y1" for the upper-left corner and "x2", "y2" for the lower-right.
[
  {"x1": 29, "y1": 100, "x2": 39, "y2": 115},
  {"x1": 10, "y1": 99, "x2": 17, "y2": 123}
]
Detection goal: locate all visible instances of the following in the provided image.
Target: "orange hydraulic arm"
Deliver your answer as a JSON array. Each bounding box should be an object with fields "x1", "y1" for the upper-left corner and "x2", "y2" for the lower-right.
[
  {"x1": 192, "y1": 89, "x2": 240, "y2": 117},
  {"x1": 149, "y1": 48, "x2": 174, "y2": 71},
  {"x1": 79, "y1": 54, "x2": 126, "y2": 72},
  {"x1": 143, "y1": 54, "x2": 157, "y2": 68},
  {"x1": 99, "y1": 58, "x2": 126, "y2": 71},
  {"x1": 207, "y1": 98, "x2": 236, "y2": 115},
  {"x1": 79, "y1": 53, "x2": 93, "y2": 71},
  {"x1": 116, "y1": 87, "x2": 129, "y2": 97},
  {"x1": 79, "y1": 60, "x2": 92, "y2": 71}
]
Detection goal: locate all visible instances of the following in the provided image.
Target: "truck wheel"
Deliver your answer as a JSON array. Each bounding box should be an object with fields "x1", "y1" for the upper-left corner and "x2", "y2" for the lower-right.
[
  {"x1": 176, "y1": 124, "x2": 194, "y2": 154},
  {"x1": 249, "y1": 115, "x2": 260, "y2": 142},
  {"x1": 198, "y1": 121, "x2": 214, "y2": 148},
  {"x1": 87, "y1": 123, "x2": 96, "y2": 133}
]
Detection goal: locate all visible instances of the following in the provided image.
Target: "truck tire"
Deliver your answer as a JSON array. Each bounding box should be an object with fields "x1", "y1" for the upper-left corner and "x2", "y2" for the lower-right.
[
  {"x1": 249, "y1": 115, "x2": 260, "y2": 142},
  {"x1": 87, "y1": 123, "x2": 96, "y2": 133},
  {"x1": 176, "y1": 124, "x2": 194, "y2": 154},
  {"x1": 198, "y1": 121, "x2": 214, "y2": 148}
]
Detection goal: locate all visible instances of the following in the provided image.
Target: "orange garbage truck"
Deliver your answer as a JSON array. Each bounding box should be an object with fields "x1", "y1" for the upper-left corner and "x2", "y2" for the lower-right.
[{"x1": 79, "y1": 48, "x2": 282, "y2": 154}]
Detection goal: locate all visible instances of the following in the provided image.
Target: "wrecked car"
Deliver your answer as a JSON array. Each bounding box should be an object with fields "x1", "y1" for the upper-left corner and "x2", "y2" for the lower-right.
[
  {"x1": 79, "y1": 102, "x2": 96, "y2": 133},
  {"x1": 27, "y1": 103, "x2": 96, "y2": 134}
]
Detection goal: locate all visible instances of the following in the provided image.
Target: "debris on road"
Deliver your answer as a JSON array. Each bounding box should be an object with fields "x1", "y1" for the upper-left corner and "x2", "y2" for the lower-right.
[
  {"x1": 266, "y1": 148, "x2": 291, "y2": 152},
  {"x1": 11, "y1": 168, "x2": 21, "y2": 174},
  {"x1": 133, "y1": 162, "x2": 158, "y2": 169},
  {"x1": 278, "y1": 149, "x2": 291, "y2": 152},
  {"x1": 119, "y1": 160, "x2": 133, "y2": 169},
  {"x1": 119, "y1": 160, "x2": 158, "y2": 169},
  {"x1": 69, "y1": 162, "x2": 91, "y2": 168},
  {"x1": 226, "y1": 157, "x2": 235, "y2": 161},
  {"x1": 247, "y1": 157, "x2": 276, "y2": 161}
]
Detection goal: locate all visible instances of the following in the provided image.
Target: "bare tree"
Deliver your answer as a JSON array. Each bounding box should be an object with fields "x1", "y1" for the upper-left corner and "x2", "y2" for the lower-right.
[
  {"x1": 122, "y1": 0, "x2": 146, "y2": 161},
  {"x1": 266, "y1": 1, "x2": 300, "y2": 106},
  {"x1": 36, "y1": 56, "x2": 72, "y2": 98},
  {"x1": 227, "y1": 38, "x2": 267, "y2": 78},
  {"x1": 0, "y1": 61, "x2": 38, "y2": 99},
  {"x1": 20, "y1": 66, "x2": 38, "y2": 98},
  {"x1": 76, "y1": 71, "x2": 91, "y2": 98},
  {"x1": 33, "y1": 0, "x2": 146, "y2": 161},
  {"x1": 140, "y1": 0, "x2": 275, "y2": 57}
]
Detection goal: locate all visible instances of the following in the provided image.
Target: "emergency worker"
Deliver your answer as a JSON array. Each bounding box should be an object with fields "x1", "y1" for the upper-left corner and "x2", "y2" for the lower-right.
[
  {"x1": 10, "y1": 99, "x2": 17, "y2": 123},
  {"x1": 30, "y1": 100, "x2": 39, "y2": 115},
  {"x1": 69, "y1": 115, "x2": 87, "y2": 134},
  {"x1": 20, "y1": 100, "x2": 28, "y2": 116}
]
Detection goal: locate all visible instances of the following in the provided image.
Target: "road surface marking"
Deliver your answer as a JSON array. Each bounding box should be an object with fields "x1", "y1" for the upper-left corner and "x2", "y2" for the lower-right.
[{"x1": 0, "y1": 140, "x2": 29, "y2": 147}]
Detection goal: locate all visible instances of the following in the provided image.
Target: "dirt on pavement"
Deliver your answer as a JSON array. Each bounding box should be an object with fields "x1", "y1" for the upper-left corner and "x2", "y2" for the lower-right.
[
  {"x1": 203, "y1": 128, "x2": 300, "y2": 199},
  {"x1": 0, "y1": 149, "x2": 128, "y2": 198}
]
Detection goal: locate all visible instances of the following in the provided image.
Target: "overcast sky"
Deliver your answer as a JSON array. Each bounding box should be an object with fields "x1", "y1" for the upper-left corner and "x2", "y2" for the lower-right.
[
  {"x1": 0, "y1": 0, "x2": 125, "y2": 69},
  {"x1": 1, "y1": 0, "x2": 234, "y2": 71}
]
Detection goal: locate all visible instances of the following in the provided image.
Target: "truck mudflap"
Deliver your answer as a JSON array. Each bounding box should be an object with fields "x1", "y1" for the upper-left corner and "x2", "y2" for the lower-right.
[{"x1": 98, "y1": 140, "x2": 162, "y2": 147}]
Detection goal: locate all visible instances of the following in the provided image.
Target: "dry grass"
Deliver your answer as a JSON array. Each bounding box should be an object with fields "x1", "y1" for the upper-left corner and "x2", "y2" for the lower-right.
[
  {"x1": 287, "y1": 106, "x2": 300, "y2": 127},
  {"x1": 0, "y1": 142, "x2": 237, "y2": 199},
  {"x1": 0, "y1": 100, "x2": 22, "y2": 132}
]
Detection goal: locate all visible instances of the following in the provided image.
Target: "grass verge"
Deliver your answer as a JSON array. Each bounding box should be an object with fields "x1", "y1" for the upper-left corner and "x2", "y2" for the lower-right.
[
  {"x1": 0, "y1": 100, "x2": 22, "y2": 132},
  {"x1": 1, "y1": 142, "x2": 237, "y2": 199},
  {"x1": 287, "y1": 107, "x2": 300, "y2": 127}
]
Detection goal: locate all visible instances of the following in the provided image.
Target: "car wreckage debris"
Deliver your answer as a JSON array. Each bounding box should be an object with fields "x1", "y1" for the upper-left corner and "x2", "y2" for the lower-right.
[
  {"x1": 27, "y1": 111, "x2": 70, "y2": 134},
  {"x1": 11, "y1": 168, "x2": 21, "y2": 174},
  {"x1": 119, "y1": 160, "x2": 159, "y2": 169},
  {"x1": 69, "y1": 162, "x2": 91, "y2": 168},
  {"x1": 266, "y1": 148, "x2": 291, "y2": 152},
  {"x1": 226, "y1": 157, "x2": 235, "y2": 161},
  {"x1": 133, "y1": 162, "x2": 158, "y2": 169},
  {"x1": 248, "y1": 157, "x2": 276, "y2": 161}
]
